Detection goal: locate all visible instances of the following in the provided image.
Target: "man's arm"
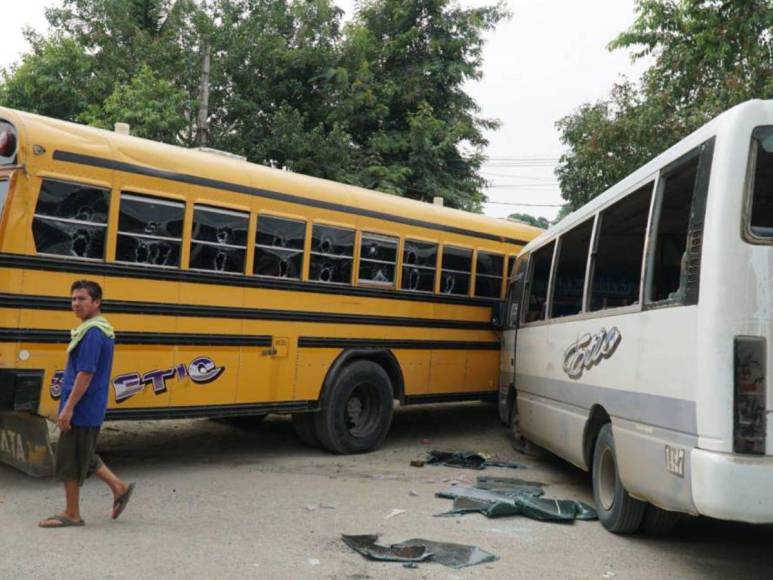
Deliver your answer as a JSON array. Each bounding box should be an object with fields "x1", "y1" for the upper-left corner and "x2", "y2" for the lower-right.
[{"x1": 58, "y1": 371, "x2": 94, "y2": 431}]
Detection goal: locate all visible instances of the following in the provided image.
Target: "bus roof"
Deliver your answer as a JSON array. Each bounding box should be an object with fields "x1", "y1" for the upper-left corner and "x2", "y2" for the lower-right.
[{"x1": 0, "y1": 107, "x2": 543, "y2": 246}]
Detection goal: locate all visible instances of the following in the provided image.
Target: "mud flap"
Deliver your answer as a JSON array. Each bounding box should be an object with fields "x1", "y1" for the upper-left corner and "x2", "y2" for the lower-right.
[{"x1": 0, "y1": 413, "x2": 55, "y2": 477}]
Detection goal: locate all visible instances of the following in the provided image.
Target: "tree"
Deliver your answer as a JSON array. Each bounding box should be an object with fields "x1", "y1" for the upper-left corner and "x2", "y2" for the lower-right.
[
  {"x1": 507, "y1": 213, "x2": 549, "y2": 229},
  {"x1": 339, "y1": 0, "x2": 508, "y2": 210},
  {"x1": 0, "y1": 36, "x2": 94, "y2": 121},
  {"x1": 78, "y1": 65, "x2": 188, "y2": 141},
  {"x1": 556, "y1": 0, "x2": 773, "y2": 211},
  {"x1": 1, "y1": 0, "x2": 507, "y2": 211}
]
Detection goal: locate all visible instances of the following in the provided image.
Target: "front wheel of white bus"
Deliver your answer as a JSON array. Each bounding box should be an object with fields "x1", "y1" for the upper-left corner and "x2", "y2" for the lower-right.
[
  {"x1": 592, "y1": 424, "x2": 646, "y2": 534},
  {"x1": 314, "y1": 360, "x2": 394, "y2": 454}
]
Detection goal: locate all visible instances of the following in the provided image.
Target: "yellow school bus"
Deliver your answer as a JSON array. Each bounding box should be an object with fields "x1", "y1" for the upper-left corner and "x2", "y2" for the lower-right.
[{"x1": 0, "y1": 107, "x2": 541, "y2": 472}]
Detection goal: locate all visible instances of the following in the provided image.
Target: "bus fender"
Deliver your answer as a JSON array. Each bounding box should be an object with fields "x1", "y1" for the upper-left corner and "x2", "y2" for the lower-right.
[{"x1": 318, "y1": 349, "x2": 405, "y2": 407}]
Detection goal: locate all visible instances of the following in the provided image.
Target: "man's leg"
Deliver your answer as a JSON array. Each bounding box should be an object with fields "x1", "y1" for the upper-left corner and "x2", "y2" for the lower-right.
[
  {"x1": 95, "y1": 463, "x2": 129, "y2": 499},
  {"x1": 63, "y1": 481, "x2": 81, "y2": 520}
]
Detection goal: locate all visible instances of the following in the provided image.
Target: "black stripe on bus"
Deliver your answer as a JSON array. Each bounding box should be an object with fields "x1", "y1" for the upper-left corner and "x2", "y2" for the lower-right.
[
  {"x1": 52, "y1": 150, "x2": 530, "y2": 246},
  {"x1": 0, "y1": 328, "x2": 271, "y2": 347},
  {"x1": 404, "y1": 392, "x2": 498, "y2": 405},
  {"x1": 0, "y1": 253, "x2": 498, "y2": 308},
  {"x1": 297, "y1": 337, "x2": 500, "y2": 350},
  {"x1": 0, "y1": 293, "x2": 493, "y2": 331},
  {"x1": 106, "y1": 400, "x2": 316, "y2": 421}
]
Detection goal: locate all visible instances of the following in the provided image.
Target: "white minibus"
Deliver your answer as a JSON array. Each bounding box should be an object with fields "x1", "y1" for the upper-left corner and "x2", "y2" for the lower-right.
[{"x1": 498, "y1": 99, "x2": 773, "y2": 534}]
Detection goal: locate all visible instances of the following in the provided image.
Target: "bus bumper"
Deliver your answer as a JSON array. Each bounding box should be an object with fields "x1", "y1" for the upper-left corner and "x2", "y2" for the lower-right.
[
  {"x1": 691, "y1": 448, "x2": 773, "y2": 524},
  {"x1": 0, "y1": 412, "x2": 55, "y2": 477}
]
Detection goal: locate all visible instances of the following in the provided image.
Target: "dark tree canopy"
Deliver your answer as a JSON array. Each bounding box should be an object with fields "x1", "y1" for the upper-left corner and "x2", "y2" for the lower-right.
[{"x1": 0, "y1": 0, "x2": 507, "y2": 211}]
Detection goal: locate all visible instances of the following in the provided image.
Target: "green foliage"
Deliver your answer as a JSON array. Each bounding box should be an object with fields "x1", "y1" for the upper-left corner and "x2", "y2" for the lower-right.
[
  {"x1": 78, "y1": 65, "x2": 188, "y2": 141},
  {"x1": 0, "y1": 36, "x2": 94, "y2": 120},
  {"x1": 340, "y1": 0, "x2": 508, "y2": 210},
  {"x1": 556, "y1": 0, "x2": 773, "y2": 211},
  {"x1": 507, "y1": 213, "x2": 549, "y2": 229},
  {"x1": 0, "y1": 0, "x2": 505, "y2": 210}
]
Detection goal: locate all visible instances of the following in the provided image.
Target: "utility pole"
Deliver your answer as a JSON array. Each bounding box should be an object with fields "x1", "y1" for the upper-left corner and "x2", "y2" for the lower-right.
[{"x1": 196, "y1": 40, "x2": 211, "y2": 147}]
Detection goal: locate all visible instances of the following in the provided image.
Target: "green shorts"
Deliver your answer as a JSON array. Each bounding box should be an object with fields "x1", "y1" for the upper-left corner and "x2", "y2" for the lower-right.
[{"x1": 54, "y1": 426, "x2": 104, "y2": 485}]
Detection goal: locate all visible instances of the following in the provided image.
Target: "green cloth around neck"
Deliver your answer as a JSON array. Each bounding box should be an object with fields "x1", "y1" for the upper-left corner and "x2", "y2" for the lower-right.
[{"x1": 68, "y1": 315, "x2": 115, "y2": 353}]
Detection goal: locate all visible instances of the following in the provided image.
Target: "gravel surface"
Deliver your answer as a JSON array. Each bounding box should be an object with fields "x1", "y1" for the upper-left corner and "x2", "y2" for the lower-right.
[{"x1": 1, "y1": 402, "x2": 771, "y2": 579}]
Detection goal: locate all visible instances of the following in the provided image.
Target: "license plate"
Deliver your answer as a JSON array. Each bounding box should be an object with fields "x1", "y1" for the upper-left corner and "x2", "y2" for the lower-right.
[{"x1": 665, "y1": 444, "x2": 685, "y2": 478}]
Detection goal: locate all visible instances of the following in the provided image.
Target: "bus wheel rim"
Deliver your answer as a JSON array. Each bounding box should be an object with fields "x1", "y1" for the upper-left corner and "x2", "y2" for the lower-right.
[
  {"x1": 345, "y1": 384, "x2": 377, "y2": 436},
  {"x1": 599, "y1": 447, "x2": 616, "y2": 511}
]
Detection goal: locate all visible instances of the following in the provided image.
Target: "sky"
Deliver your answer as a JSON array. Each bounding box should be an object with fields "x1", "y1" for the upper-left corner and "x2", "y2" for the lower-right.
[{"x1": 1, "y1": 0, "x2": 649, "y2": 221}]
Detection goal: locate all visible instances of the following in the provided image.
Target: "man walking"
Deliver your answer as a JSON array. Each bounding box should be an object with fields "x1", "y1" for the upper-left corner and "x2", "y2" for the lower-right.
[{"x1": 39, "y1": 280, "x2": 134, "y2": 528}]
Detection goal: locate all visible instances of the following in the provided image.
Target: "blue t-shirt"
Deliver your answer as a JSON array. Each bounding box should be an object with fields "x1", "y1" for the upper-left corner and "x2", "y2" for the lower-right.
[{"x1": 59, "y1": 327, "x2": 115, "y2": 427}]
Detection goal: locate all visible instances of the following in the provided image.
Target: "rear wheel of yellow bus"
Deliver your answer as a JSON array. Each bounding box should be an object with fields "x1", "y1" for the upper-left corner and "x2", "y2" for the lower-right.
[{"x1": 314, "y1": 360, "x2": 393, "y2": 454}]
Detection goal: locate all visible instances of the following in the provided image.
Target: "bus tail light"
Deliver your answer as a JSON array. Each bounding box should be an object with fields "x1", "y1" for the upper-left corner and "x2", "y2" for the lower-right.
[{"x1": 734, "y1": 336, "x2": 767, "y2": 455}]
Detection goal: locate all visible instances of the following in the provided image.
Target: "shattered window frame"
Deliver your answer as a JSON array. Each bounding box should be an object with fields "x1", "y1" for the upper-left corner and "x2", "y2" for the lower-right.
[
  {"x1": 358, "y1": 232, "x2": 399, "y2": 287},
  {"x1": 401, "y1": 239, "x2": 438, "y2": 293},
  {"x1": 440, "y1": 245, "x2": 473, "y2": 296},
  {"x1": 474, "y1": 251, "x2": 504, "y2": 298},
  {"x1": 189, "y1": 204, "x2": 249, "y2": 275},
  {"x1": 32, "y1": 178, "x2": 110, "y2": 262},
  {"x1": 309, "y1": 223, "x2": 355, "y2": 285},
  {"x1": 115, "y1": 192, "x2": 184, "y2": 269},
  {"x1": 253, "y1": 214, "x2": 306, "y2": 280}
]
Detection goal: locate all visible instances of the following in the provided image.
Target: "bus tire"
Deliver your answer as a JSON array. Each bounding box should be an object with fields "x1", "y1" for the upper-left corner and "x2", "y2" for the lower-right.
[
  {"x1": 314, "y1": 360, "x2": 394, "y2": 454},
  {"x1": 292, "y1": 413, "x2": 321, "y2": 448},
  {"x1": 592, "y1": 423, "x2": 646, "y2": 534},
  {"x1": 640, "y1": 504, "x2": 681, "y2": 535}
]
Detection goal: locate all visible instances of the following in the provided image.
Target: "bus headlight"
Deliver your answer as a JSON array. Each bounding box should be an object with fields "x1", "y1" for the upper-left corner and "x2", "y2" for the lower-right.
[{"x1": 734, "y1": 337, "x2": 767, "y2": 455}]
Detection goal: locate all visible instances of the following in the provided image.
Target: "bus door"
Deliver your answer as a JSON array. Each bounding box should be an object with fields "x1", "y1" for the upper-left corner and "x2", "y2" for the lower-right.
[{"x1": 498, "y1": 254, "x2": 528, "y2": 424}]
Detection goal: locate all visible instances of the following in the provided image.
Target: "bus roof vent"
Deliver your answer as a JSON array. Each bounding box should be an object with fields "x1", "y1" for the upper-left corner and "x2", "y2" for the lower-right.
[
  {"x1": 195, "y1": 147, "x2": 246, "y2": 162},
  {"x1": 114, "y1": 123, "x2": 130, "y2": 135}
]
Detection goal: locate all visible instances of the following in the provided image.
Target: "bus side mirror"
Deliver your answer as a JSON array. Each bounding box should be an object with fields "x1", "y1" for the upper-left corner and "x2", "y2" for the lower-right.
[{"x1": 491, "y1": 301, "x2": 506, "y2": 329}]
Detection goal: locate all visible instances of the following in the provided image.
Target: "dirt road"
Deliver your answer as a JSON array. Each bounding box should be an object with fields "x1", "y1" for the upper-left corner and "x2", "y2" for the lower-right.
[{"x1": 1, "y1": 403, "x2": 771, "y2": 578}]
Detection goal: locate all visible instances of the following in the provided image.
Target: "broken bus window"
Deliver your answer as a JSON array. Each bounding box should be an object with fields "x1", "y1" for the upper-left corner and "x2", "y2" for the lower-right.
[{"x1": 32, "y1": 179, "x2": 109, "y2": 260}]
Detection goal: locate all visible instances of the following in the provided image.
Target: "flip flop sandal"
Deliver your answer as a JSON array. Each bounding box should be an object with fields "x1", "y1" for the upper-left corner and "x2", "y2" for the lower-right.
[
  {"x1": 39, "y1": 514, "x2": 85, "y2": 528},
  {"x1": 112, "y1": 482, "x2": 135, "y2": 520}
]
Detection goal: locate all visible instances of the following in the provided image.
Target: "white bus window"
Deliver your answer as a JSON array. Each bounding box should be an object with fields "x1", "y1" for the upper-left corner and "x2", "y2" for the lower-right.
[
  {"x1": 254, "y1": 215, "x2": 305, "y2": 279},
  {"x1": 647, "y1": 139, "x2": 714, "y2": 305},
  {"x1": 359, "y1": 233, "x2": 398, "y2": 286},
  {"x1": 475, "y1": 252, "x2": 504, "y2": 298},
  {"x1": 507, "y1": 255, "x2": 529, "y2": 327},
  {"x1": 589, "y1": 183, "x2": 652, "y2": 311},
  {"x1": 116, "y1": 193, "x2": 184, "y2": 268},
  {"x1": 32, "y1": 179, "x2": 110, "y2": 260},
  {"x1": 524, "y1": 241, "x2": 554, "y2": 322},
  {"x1": 402, "y1": 240, "x2": 437, "y2": 292},
  {"x1": 190, "y1": 205, "x2": 249, "y2": 274},
  {"x1": 441, "y1": 246, "x2": 472, "y2": 295},
  {"x1": 310, "y1": 224, "x2": 354, "y2": 284},
  {"x1": 649, "y1": 157, "x2": 700, "y2": 302},
  {"x1": 551, "y1": 218, "x2": 593, "y2": 318},
  {"x1": 749, "y1": 126, "x2": 773, "y2": 237}
]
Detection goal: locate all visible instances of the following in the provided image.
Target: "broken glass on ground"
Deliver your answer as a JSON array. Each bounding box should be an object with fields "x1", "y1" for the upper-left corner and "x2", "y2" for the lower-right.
[
  {"x1": 435, "y1": 476, "x2": 597, "y2": 523},
  {"x1": 341, "y1": 534, "x2": 498, "y2": 569},
  {"x1": 425, "y1": 449, "x2": 526, "y2": 470}
]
